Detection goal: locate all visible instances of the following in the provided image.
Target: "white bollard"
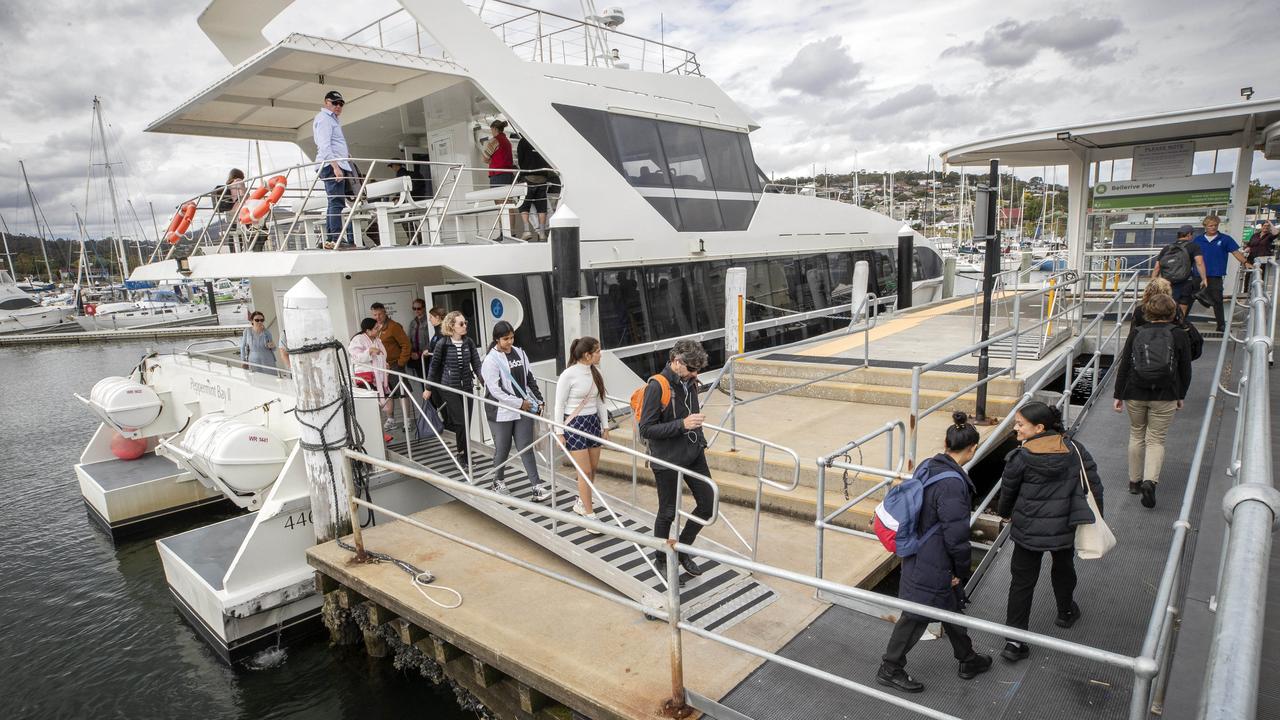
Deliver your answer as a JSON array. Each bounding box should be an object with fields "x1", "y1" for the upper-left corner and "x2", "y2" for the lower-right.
[{"x1": 283, "y1": 277, "x2": 352, "y2": 543}]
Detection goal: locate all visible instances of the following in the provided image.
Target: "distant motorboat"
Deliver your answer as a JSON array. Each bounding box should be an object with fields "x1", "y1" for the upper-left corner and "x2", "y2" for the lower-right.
[
  {"x1": 0, "y1": 271, "x2": 72, "y2": 333},
  {"x1": 76, "y1": 289, "x2": 212, "y2": 331}
]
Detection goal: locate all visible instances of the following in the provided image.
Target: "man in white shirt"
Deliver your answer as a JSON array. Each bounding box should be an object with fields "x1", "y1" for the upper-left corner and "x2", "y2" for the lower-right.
[{"x1": 313, "y1": 90, "x2": 354, "y2": 248}]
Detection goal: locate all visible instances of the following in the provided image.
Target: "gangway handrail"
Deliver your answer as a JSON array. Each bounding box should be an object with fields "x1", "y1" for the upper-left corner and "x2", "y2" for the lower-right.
[
  {"x1": 355, "y1": 362, "x2": 744, "y2": 574},
  {"x1": 534, "y1": 372, "x2": 801, "y2": 561},
  {"x1": 340, "y1": 446, "x2": 1149, "y2": 720},
  {"x1": 1195, "y1": 264, "x2": 1278, "y2": 719}
]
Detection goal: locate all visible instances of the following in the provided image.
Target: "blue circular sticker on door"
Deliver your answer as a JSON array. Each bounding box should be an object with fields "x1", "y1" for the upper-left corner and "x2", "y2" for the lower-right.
[{"x1": 490, "y1": 298, "x2": 504, "y2": 318}]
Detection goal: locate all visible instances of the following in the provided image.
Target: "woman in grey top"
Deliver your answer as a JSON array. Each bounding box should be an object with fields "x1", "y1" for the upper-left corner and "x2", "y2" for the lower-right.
[{"x1": 240, "y1": 311, "x2": 277, "y2": 373}]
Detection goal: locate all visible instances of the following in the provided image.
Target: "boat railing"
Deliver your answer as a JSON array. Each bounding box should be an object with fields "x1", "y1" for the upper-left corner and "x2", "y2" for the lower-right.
[
  {"x1": 342, "y1": 0, "x2": 702, "y2": 76},
  {"x1": 177, "y1": 337, "x2": 292, "y2": 379},
  {"x1": 150, "y1": 157, "x2": 560, "y2": 262},
  {"x1": 761, "y1": 182, "x2": 848, "y2": 202}
]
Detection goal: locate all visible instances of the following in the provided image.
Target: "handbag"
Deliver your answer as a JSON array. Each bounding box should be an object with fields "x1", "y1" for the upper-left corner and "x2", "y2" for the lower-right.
[
  {"x1": 1072, "y1": 442, "x2": 1116, "y2": 560},
  {"x1": 416, "y1": 399, "x2": 443, "y2": 439}
]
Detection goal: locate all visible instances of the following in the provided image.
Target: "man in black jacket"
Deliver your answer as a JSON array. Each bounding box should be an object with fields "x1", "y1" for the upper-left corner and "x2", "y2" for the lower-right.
[{"x1": 639, "y1": 339, "x2": 714, "y2": 583}]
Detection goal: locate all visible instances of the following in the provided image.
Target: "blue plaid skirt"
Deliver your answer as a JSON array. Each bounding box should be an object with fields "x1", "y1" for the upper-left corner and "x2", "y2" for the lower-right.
[{"x1": 564, "y1": 414, "x2": 603, "y2": 451}]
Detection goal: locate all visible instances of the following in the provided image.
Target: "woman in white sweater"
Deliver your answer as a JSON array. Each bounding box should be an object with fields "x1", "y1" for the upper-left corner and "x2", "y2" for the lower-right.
[{"x1": 555, "y1": 336, "x2": 610, "y2": 524}]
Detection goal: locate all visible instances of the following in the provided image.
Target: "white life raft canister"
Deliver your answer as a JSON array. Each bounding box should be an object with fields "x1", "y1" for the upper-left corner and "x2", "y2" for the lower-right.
[
  {"x1": 89, "y1": 376, "x2": 163, "y2": 431},
  {"x1": 177, "y1": 414, "x2": 289, "y2": 495}
]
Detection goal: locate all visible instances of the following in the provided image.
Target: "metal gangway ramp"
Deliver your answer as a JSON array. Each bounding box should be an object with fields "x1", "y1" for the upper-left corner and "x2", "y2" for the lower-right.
[{"x1": 371, "y1": 371, "x2": 789, "y2": 633}]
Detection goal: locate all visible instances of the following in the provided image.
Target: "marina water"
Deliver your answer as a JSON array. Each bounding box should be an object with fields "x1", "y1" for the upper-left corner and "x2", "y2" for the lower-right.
[{"x1": 0, "y1": 339, "x2": 471, "y2": 719}]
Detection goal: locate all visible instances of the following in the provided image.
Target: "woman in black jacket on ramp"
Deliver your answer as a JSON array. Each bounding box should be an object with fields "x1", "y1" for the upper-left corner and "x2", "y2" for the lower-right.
[
  {"x1": 998, "y1": 401, "x2": 1104, "y2": 662},
  {"x1": 877, "y1": 412, "x2": 993, "y2": 694},
  {"x1": 423, "y1": 311, "x2": 483, "y2": 463}
]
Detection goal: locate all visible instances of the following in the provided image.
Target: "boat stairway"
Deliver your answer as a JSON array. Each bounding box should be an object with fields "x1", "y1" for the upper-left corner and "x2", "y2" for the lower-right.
[
  {"x1": 384, "y1": 438, "x2": 777, "y2": 632},
  {"x1": 981, "y1": 324, "x2": 1073, "y2": 360}
]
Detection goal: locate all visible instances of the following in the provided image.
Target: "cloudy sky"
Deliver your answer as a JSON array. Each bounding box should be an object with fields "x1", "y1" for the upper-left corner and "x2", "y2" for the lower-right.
[{"x1": 1, "y1": 0, "x2": 1276, "y2": 240}]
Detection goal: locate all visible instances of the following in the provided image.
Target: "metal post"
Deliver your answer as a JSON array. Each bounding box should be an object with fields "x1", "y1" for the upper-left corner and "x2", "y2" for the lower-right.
[
  {"x1": 662, "y1": 543, "x2": 687, "y2": 717},
  {"x1": 815, "y1": 461, "x2": 827, "y2": 586},
  {"x1": 908, "y1": 366, "x2": 921, "y2": 469},
  {"x1": 897, "y1": 224, "x2": 914, "y2": 310},
  {"x1": 1009, "y1": 289, "x2": 1022, "y2": 378},
  {"x1": 549, "y1": 205, "x2": 581, "y2": 373},
  {"x1": 974, "y1": 160, "x2": 1000, "y2": 421},
  {"x1": 205, "y1": 280, "x2": 219, "y2": 323}
]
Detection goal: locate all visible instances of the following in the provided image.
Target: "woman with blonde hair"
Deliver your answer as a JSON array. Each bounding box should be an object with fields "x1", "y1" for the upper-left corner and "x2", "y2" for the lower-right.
[
  {"x1": 1132, "y1": 276, "x2": 1202, "y2": 358},
  {"x1": 554, "y1": 336, "x2": 610, "y2": 527},
  {"x1": 424, "y1": 311, "x2": 483, "y2": 463}
]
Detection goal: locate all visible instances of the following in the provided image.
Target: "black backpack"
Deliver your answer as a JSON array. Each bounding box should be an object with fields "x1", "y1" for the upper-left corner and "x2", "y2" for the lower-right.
[
  {"x1": 1131, "y1": 324, "x2": 1176, "y2": 389},
  {"x1": 1157, "y1": 242, "x2": 1192, "y2": 283}
]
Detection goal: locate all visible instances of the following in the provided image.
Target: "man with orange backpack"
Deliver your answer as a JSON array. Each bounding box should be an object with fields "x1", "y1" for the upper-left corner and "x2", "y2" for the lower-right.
[{"x1": 637, "y1": 339, "x2": 714, "y2": 584}]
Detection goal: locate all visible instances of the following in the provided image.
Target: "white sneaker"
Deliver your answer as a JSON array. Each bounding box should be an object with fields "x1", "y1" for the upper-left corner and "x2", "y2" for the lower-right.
[
  {"x1": 572, "y1": 500, "x2": 600, "y2": 534},
  {"x1": 383, "y1": 417, "x2": 397, "y2": 431},
  {"x1": 521, "y1": 231, "x2": 534, "y2": 241},
  {"x1": 494, "y1": 479, "x2": 509, "y2": 495},
  {"x1": 532, "y1": 486, "x2": 551, "y2": 501}
]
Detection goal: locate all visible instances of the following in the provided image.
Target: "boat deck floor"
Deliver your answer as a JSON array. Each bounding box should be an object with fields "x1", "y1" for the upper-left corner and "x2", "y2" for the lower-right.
[
  {"x1": 307, "y1": 437, "x2": 890, "y2": 719},
  {"x1": 158, "y1": 513, "x2": 256, "y2": 591},
  {"x1": 718, "y1": 341, "x2": 1229, "y2": 719},
  {"x1": 81, "y1": 452, "x2": 184, "y2": 491}
]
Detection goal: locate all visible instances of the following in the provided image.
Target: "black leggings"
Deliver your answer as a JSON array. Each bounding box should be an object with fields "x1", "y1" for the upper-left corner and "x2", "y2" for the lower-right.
[
  {"x1": 653, "y1": 454, "x2": 715, "y2": 547},
  {"x1": 441, "y1": 387, "x2": 474, "y2": 457},
  {"x1": 1006, "y1": 543, "x2": 1076, "y2": 631}
]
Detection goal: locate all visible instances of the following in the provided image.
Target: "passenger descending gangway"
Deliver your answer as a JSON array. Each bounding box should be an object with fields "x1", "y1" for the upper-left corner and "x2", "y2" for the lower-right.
[{"x1": 377, "y1": 390, "x2": 779, "y2": 632}]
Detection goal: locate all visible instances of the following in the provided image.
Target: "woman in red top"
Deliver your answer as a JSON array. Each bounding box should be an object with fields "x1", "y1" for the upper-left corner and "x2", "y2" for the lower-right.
[{"x1": 484, "y1": 119, "x2": 515, "y2": 187}]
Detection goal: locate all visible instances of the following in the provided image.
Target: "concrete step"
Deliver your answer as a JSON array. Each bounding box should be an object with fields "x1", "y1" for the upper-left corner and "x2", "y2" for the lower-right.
[
  {"x1": 724, "y1": 373, "x2": 1023, "y2": 416},
  {"x1": 729, "y1": 358, "x2": 1024, "y2": 395}
]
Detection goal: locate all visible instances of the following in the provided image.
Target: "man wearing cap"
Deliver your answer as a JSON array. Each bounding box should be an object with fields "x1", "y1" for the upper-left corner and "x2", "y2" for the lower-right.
[
  {"x1": 387, "y1": 160, "x2": 432, "y2": 202},
  {"x1": 1193, "y1": 214, "x2": 1252, "y2": 332},
  {"x1": 1153, "y1": 225, "x2": 1208, "y2": 319},
  {"x1": 314, "y1": 90, "x2": 354, "y2": 248}
]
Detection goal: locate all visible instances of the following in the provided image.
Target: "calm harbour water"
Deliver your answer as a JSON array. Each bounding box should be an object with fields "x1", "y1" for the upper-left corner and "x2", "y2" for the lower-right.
[{"x1": 0, "y1": 339, "x2": 471, "y2": 720}]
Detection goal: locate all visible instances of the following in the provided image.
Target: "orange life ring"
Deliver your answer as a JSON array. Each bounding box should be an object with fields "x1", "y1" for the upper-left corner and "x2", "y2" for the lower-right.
[
  {"x1": 84, "y1": 303, "x2": 97, "y2": 316},
  {"x1": 240, "y1": 175, "x2": 287, "y2": 225},
  {"x1": 164, "y1": 203, "x2": 197, "y2": 244}
]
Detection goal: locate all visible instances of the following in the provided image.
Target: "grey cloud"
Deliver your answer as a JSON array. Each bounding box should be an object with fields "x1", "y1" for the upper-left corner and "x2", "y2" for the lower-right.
[
  {"x1": 943, "y1": 14, "x2": 1126, "y2": 69},
  {"x1": 866, "y1": 85, "x2": 942, "y2": 117},
  {"x1": 771, "y1": 36, "x2": 864, "y2": 98}
]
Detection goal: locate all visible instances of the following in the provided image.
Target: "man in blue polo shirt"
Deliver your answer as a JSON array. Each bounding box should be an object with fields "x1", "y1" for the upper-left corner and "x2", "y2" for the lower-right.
[
  {"x1": 313, "y1": 90, "x2": 354, "y2": 249},
  {"x1": 1194, "y1": 214, "x2": 1252, "y2": 332}
]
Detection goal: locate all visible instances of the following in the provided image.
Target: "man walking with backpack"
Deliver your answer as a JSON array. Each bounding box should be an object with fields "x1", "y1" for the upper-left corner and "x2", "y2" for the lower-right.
[
  {"x1": 1152, "y1": 224, "x2": 1207, "y2": 320},
  {"x1": 637, "y1": 339, "x2": 714, "y2": 584},
  {"x1": 1113, "y1": 294, "x2": 1193, "y2": 508},
  {"x1": 1193, "y1": 214, "x2": 1252, "y2": 332}
]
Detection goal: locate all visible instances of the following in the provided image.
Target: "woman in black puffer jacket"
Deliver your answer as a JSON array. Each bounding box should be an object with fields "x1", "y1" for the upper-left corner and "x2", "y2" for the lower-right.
[
  {"x1": 997, "y1": 402, "x2": 1103, "y2": 663},
  {"x1": 423, "y1": 311, "x2": 483, "y2": 463}
]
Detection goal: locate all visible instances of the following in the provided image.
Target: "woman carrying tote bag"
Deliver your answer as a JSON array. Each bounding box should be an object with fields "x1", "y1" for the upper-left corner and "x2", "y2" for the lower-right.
[
  {"x1": 997, "y1": 402, "x2": 1105, "y2": 663},
  {"x1": 481, "y1": 321, "x2": 549, "y2": 500}
]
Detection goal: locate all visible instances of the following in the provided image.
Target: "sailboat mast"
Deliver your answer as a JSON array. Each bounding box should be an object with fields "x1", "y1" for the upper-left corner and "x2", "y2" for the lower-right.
[
  {"x1": 18, "y1": 160, "x2": 55, "y2": 283},
  {"x1": 94, "y1": 97, "x2": 129, "y2": 281},
  {"x1": 0, "y1": 212, "x2": 14, "y2": 275}
]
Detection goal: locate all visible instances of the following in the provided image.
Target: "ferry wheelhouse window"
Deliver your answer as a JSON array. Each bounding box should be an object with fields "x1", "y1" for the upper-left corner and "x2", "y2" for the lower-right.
[{"x1": 553, "y1": 104, "x2": 760, "y2": 232}]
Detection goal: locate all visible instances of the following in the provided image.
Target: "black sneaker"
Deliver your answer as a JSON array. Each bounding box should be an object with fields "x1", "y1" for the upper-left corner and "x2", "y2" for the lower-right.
[
  {"x1": 1140, "y1": 480, "x2": 1157, "y2": 508},
  {"x1": 1128, "y1": 481, "x2": 1140, "y2": 495},
  {"x1": 1002, "y1": 641, "x2": 1030, "y2": 662},
  {"x1": 652, "y1": 554, "x2": 684, "y2": 587},
  {"x1": 1055, "y1": 601, "x2": 1082, "y2": 629},
  {"x1": 678, "y1": 553, "x2": 704, "y2": 577},
  {"x1": 958, "y1": 654, "x2": 993, "y2": 680},
  {"x1": 876, "y1": 665, "x2": 924, "y2": 693}
]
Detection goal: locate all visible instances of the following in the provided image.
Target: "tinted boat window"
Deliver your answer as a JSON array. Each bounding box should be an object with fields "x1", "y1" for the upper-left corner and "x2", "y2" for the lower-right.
[
  {"x1": 0, "y1": 297, "x2": 41, "y2": 310},
  {"x1": 658, "y1": 122, "x2": 711, "y2": 189},
  {"x1": 552, "y1": 104, "x2": 618, "y2": 172},
  {"x1": 675, "y1": 198, "x2": 724, "y2": 232},
  {"x1": 702, "y1": 128, "x2": 752, "y2": 192},
  {"x1": 611, "y1": 115, "x2": 671, "y2": 188},
  {"x1": 718, "y1": 200, "x2": 755, "y2": 231}
]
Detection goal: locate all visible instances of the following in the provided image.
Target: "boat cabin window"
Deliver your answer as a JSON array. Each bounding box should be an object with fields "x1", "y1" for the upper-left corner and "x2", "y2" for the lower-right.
[
  {"x1": 553, "y1": 104, "x2": 761, "y2": 232},
  {"x1": 0, "y1": 297, "x2": 41, "y2": 310}
]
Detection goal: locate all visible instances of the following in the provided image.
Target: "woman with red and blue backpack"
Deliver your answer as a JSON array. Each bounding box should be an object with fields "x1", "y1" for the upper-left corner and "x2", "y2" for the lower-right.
[{"x1": 877, "y1": 412, "x2": 993, "y2": 694}]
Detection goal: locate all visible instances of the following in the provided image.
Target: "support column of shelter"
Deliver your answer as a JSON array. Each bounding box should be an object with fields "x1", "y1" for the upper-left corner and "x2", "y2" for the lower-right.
[
  {"x1": 1227, "y1": 116, "x2": 1257, "y2": 298},
  {"x1": 1065, "y1": 147, "x2": 1090, "y2": 279}
]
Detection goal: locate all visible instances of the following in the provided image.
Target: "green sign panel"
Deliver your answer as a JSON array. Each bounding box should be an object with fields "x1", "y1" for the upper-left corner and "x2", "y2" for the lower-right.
[{"x1": 1092, "y1": 188, "x2": 1231, "y2": 210}]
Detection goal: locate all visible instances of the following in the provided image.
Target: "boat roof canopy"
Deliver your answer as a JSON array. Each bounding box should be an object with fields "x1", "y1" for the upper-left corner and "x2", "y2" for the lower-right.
[
  {"x1": 941, "y1": 96, "x2": 1280, "y2": 167},
  {"x1": 145, "y1": 33, "x2": 465, "y2": 143}
]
